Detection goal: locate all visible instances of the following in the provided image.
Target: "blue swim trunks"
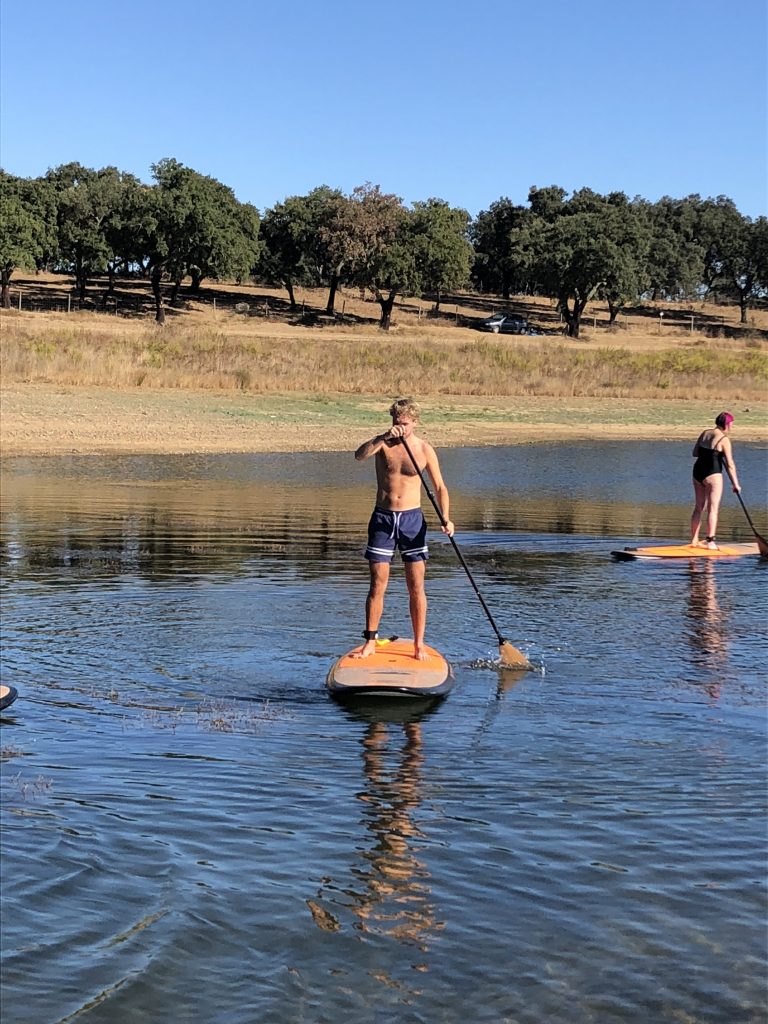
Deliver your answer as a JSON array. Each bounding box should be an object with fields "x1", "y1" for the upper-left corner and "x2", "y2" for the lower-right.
[{"x1": 365, "y1": 507, "x2": 428, "y2": 563}]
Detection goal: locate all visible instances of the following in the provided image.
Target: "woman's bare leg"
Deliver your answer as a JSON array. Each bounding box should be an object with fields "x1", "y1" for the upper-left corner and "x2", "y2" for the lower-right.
[
  {"x1": 705, "y1": 475, "x2": 723, "y2": 547},
  {"x1": 691, "y1": 478, "x2": 707, "y2": 545}
]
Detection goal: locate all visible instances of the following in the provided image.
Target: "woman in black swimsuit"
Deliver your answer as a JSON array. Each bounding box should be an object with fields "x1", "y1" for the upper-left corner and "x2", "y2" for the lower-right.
[{"x1": 691, "y1": 412, "x2": 741, "y2": 549}]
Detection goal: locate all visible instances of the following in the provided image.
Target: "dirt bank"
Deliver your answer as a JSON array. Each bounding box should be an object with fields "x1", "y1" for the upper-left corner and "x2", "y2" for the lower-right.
[{"x1": 2, "y1": 384, "x2": 766, "y2": 457}]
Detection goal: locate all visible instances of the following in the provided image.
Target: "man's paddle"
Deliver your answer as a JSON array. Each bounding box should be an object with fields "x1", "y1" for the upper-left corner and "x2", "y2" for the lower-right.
[
  {"x1": 734, "y1": 492, "x2": 768, "y2": 556},
  {"x1": 401, "y1": 436, "x2": 532, "y2": 670}
]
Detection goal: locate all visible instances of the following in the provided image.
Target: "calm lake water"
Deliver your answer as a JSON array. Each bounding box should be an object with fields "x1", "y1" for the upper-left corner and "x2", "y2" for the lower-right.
[{"x1": 1, "y1": 442, "x2": 766, "y2": 1024}]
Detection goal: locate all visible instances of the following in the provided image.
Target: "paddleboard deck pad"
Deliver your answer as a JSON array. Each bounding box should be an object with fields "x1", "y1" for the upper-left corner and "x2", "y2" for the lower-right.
[
  {"x1": 327, "y1": 638, "x2": 453, "y2": 699},
  {"x1": 612, "y1": 543, "x2": 760, "y2": 561}
]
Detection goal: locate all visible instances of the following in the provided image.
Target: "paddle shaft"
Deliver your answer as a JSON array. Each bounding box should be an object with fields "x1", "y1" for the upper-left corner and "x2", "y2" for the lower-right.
[
  {"x1": 400, "y1": 436, "x2": 510, "y2": 646},
  {"x1": 735, "y1": 491, "x2": 768, "y2": 552},
  {"x1": 724, "y1": 467, "x2": 768, "y2": 553}
]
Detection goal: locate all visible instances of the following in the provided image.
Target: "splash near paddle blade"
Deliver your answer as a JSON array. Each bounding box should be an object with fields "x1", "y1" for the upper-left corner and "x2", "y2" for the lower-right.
[{"x1": 499, "y1": 641, "x2": 532, "y2": 671}]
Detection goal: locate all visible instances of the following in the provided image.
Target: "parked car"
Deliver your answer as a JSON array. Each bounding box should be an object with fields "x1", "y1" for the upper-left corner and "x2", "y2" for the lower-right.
[{"x1": 480, "y1": 311, "x2": 528, "y2": 334}]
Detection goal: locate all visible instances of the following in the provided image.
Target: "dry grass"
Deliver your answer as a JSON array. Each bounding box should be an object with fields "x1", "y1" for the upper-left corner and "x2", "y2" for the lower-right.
[{"x1": 1, "y1": 273, "x2": 766, "y2": 402}]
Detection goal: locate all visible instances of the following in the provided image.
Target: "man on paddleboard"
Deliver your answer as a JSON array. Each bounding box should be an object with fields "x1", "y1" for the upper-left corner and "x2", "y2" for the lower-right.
[{"x1": 354, "y1": 398, "x2": 454, "y2": 661}]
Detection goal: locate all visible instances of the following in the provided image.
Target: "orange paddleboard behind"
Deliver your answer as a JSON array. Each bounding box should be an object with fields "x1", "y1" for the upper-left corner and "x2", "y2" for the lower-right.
[
  {"x1": 327, "y1": 638, "x2": 453, "y2": 698},
  {"x1": 612, "y1": 543, "x2": 760, "y2": 561}
]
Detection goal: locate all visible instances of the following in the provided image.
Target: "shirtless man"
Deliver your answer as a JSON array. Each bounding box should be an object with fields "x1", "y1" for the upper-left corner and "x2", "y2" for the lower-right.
[{"x1": 353, "y1": 398, "x2": 454, "y2": 661}]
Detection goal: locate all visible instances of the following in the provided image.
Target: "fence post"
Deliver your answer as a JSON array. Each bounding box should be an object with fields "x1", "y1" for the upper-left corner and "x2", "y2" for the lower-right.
[
  {"x1": 455, "y1": 305, "x2": 458, "y2": 323},
  {"x1": 690, "y1": 316, "x2": 694, "y2": 334},
  {"x1": 67, "y1": 294, "x2": 71, "y2": 314},
  {"x1": 341, "y1": 300, "x2": 346, "y2": 323},
  {"x1": 18, "y1": 291, "x2": 22, "y2": 311},
  {"x1": 213, "y1": 297, "x2": 217, "y2": 312}
]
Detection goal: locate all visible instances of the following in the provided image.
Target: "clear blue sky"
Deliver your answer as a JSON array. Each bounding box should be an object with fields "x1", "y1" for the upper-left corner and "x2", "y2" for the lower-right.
[{"x1": 1, "y1": 0, "x2": 766, "y2": 218}]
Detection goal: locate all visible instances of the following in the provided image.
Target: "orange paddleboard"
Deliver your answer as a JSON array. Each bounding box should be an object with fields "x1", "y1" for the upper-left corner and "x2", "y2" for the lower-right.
[
  {"x1": 0, "y1": 685, "x2": 18, "y2": 711},
  {"x1": 612, "y1": 543, "x2": 760, "y2": 561},
  {"x1": 327, "y1": 638, "x2": 453, "y2": 699}
]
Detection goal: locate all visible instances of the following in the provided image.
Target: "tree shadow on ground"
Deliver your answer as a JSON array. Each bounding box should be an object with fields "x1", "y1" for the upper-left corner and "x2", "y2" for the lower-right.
[
  {"x1": 12, "y1": 274, "x2": 180, "y2": 321},
  {"x1": 9, "y1": 276, "x2": 766, "y2": 340},
  {"x1": 621, "y1": 304, "x2": 767, "y2": 340}
]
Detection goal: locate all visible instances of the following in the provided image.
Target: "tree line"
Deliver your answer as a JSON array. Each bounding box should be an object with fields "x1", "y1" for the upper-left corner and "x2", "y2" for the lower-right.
[{"x1": 1, "y1": 160, "x2": 766, "y2": 335}]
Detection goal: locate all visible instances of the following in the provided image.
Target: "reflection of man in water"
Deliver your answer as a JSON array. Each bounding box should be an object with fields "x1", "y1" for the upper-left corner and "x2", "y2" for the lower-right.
[
  {"x1": 685, "y1": 561, "x2": 727, "y2": 698},
  {"x1": 351, "y1": 720, "x2": 438, "y2": 948},
  {"x1": 306, "y1": 716, "x2": 439, "y2": 959}
]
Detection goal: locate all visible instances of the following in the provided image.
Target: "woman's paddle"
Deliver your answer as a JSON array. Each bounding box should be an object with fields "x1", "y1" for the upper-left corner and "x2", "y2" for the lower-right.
[
  {"x1": 723, "y1": 464, "x2": 768, "y2": 556},
  {"x1": 734, "y1": 491, "x2": 768, "y2": 556},
  {"x1": 401, "y1": 436, "x2": 532, "y2": 669}
]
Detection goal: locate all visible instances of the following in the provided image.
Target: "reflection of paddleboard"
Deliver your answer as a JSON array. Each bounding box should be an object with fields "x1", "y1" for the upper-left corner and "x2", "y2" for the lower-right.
[
  {"x1": 612, "y1": 543, "x2": 760, "y2": 561},
  {"x1": 0, "y1": 685, "x2": 19, "y2": 711},
  {"x1": 327, "y1": 638, "x2": 453, "y2": 699}
]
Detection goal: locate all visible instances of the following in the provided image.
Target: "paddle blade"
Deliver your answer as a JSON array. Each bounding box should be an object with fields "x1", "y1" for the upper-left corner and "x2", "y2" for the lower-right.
[
  {"x1": 498, "y1": 641, "x2": 532, "y2": 670},
  {"x1": 735, "y1": 492, "x2": 768, "y2": 557}
]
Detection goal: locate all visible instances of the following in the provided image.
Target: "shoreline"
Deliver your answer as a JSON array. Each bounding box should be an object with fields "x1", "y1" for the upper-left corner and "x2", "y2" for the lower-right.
[{"x1": 2, "y1": 384, "x2": 766, "y2": 457}]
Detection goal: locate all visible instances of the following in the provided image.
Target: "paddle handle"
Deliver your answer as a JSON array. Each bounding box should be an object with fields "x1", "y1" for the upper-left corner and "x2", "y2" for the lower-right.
[{"x1": 400, "y1": 436, "x2": 508, "y2": 645}]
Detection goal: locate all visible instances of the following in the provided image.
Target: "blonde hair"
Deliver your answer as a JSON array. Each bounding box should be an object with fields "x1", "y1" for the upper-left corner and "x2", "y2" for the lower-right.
[{"x1": 389, "y1": 397, "x2": 421, "y2": 421}]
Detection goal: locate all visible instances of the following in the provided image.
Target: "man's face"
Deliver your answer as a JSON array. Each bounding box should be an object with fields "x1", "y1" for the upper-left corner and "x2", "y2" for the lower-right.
[{"x1": 393, "y1": 415, "x2": 415, "y2": 437}]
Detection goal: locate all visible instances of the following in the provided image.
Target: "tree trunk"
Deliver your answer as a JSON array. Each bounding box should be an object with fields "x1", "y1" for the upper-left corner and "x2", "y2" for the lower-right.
[
  {"x1": 103, "y1": 263, "x2": 117, "y2": 308},
  {"x1": 433, "y1": 287, "x2": 442, "y2": 314},
  {"x1": 170, "y1": 278, "x2": 182, "y2": 307},
  {"x1": 76, "y1": 257, "x2": 87, "y2": 301},
  {"x1": 377, "y1": 288, "x2": 397, "y2": 330},
  {"x1": 326, "y1": 272, "x2": 340, "y2": 314},
  {"x1": 1, "y1": 268, "x2": 12, "y2": 309},
  {"x1": 151, "y1": 264, "x2": 166, "y2": 325},
  {"x1": 190, "y1": 269, "x2": 202, "y2": 293},
  {"x1": 739, "y1": 288, "x2": 748, "y2": 324},
  {"x1": 607, "y1": 300, "x2": 621, "y2": 324},
  {"x1": 561, "y1": 295, "x2": 588, "y2": 337},
  {"x1": 284, "y1": 277, "x2": 296, "y2": 309}
]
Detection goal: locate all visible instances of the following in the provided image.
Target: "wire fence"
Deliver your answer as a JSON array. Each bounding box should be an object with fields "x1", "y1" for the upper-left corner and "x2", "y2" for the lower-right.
[{"x1": 6, "y1": 287, "x2": 761, "y2": 339}]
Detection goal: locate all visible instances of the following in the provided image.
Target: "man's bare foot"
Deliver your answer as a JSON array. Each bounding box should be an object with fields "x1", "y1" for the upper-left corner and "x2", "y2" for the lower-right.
[
  {"x1": 352, "y1": 640, "x2": 377, "y2": 659},
  {"x1": 706, "y1": 540, "x2": 719, "y2": 550},
  {"x1": 413, "y1": 644, "x2": 427, "y2": 661},
  {"x1": 690, "y1": 540, "x2": 706, "y2": 548}
]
